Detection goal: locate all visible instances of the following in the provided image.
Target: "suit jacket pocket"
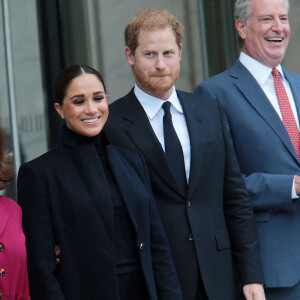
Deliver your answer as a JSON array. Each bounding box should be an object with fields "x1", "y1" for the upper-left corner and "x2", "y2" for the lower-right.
[
  {"x1": 215, "y1": 229, "x2": 231, "y2": 250},
  {"x1": 253, "y1": 211, "x2": 272, "y2": 222}
]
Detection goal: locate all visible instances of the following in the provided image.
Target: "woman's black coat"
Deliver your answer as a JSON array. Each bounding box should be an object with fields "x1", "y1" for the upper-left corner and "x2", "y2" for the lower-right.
[{"x1": 17, "y1": 127, "x2": 182, "y2": 300}]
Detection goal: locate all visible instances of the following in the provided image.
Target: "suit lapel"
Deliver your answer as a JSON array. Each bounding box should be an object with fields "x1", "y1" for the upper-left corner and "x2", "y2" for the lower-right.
[
  {"x1": 106, "y1": 146, "x2": 143, "y2": 231},
  {"x1": 0, "y1": 197, "x2": 10, "y2": 237},
  {"x1": 231, "y1": 61, "x2": 299, "y2": 162},
  {"x1": 67, "y1": 142, "x2": 115, "y2": 239},
  {"x1": 178, "y1": 91, "x2": 207, "y2": 200},
  {"x1": 122, "y1": 91, "x2": 185, "y2": 197}
]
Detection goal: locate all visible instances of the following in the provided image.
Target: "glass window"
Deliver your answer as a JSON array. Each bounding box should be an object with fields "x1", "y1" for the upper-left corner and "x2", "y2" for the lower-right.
[{"x1": 0, "y1": 0, "x2": 48, "y2": 199}]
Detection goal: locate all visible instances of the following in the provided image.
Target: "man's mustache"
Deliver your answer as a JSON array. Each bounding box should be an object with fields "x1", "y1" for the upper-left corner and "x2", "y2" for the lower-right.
[{"x1": 149, "y1": 71, "x2": 171, "y2": 77}]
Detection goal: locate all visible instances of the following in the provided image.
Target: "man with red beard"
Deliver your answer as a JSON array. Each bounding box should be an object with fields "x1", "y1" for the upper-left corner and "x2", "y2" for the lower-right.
[{"x1": 105, "y1": 8, "x2": 265, "y2": 300}]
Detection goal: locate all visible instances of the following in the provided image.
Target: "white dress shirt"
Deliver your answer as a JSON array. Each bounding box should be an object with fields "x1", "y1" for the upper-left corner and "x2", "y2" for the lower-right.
[
  {"x1": 134, "y1": 84, "x2": 191, "y2": 182},
  {"x1": 239, "y1": 52, "x2": 298, "y2": 127},
  {"x1": 239, "y1": 52, "x2": 299, "y2": 198}
]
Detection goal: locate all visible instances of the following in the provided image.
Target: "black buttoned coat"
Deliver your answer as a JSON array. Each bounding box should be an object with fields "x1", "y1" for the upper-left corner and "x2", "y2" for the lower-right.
[{"x1": 17, "y1": 127, "x2": 182, "y2": 300}]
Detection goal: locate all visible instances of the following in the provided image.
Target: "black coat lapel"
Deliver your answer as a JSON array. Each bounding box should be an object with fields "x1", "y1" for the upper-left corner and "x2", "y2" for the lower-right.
[
  {"x1": 178, "y1": 91, "x2": 207, "y2": 200},
  {"x1": 106, "y1": 145, "x2": 146, "y2": 232},
  {"x1": 61, "y1": 132, "x2": 114, "y2": 240}
]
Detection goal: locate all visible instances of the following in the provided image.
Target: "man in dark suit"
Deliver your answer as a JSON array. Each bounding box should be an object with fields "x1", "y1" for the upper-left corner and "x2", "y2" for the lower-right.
[
  {"x1": 105, "y1": 8, "x2": 265, "y2": 300},
  {"x1": 195, "y1": 0, "x2": 300, "y2": 299}
]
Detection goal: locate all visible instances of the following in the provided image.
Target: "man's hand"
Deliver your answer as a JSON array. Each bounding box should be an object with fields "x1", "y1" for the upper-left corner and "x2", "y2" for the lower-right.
[
  {"x1": 295, "y1": 176, "x2": 300, "y2": 194},
  {"x1": 55, "y1": 245, "x2": 61, "y2": 264},
  {"x1": 243, "y1": 283, "x2": 265, "y2": 300}
]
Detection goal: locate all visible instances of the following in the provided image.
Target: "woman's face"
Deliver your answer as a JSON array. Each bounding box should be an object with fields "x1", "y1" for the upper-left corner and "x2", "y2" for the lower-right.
[{"x1": 55, "y1": 74, "x2": 108, "y2": 137}]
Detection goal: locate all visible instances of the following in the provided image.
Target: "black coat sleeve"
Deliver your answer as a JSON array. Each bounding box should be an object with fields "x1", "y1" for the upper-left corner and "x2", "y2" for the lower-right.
[{"x1": 17, "y1": 163, "x2": 66, "y2": 300}]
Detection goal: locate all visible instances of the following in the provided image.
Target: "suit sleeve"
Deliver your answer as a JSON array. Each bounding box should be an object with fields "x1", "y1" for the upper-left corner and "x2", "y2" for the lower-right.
[
  {"x1": 139, "y1": 154, "x2": 183, "y2": 300},
  {"x1": 195, "y1": 83, "x2": 296, "y2": 213},
  {"x1": 17, "y1": 163, "x2": 65, "y2": 300},
  {"x1": 217, "y1": 101, "x2": 264, "y2": 285}
]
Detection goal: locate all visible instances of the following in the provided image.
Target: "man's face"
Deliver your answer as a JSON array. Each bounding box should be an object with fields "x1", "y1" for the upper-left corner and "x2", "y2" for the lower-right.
[
  {"x1": 236, "y1": 0, "x2": 290, "y2": 68},
  {"x1": 125, "y1": 26, "x2": 182, "y2": 100}
]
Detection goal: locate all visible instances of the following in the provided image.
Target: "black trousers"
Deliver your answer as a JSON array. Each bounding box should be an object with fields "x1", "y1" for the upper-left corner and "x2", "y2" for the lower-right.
[
  {"x1": 118, "y1": 270, "x2": 149, "y2": 300},
  {"x1": 196, "y1": 268, "x2": 209, "y2": 300}
]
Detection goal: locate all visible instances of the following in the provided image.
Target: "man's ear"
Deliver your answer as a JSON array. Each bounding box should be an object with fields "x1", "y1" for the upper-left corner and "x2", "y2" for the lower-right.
[
  {"x1": 178, "y1": 43, "x2": 183, "y2": 61},
  {"x1": 125, "y1": 47, "x2": 135, "y2": 66},
  {"x1": 235, "y1": 19, "x2": 247, "y2": 40}
]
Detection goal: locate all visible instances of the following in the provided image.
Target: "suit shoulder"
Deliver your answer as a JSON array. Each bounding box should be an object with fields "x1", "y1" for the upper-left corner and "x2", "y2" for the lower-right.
[
  {"x1": 284, "y1": 69, "x2": 300, "y2": 81},
  {"x1": 196, "y1": 69, "x2": 232, "y2": 90},
  {"x1": 108, "y1": 95, "x2": 129, "y2": 123},
  {"x1": 0, "y1": 195, "x2": 21, "y2": 215},
  {"x1": 177, "y1": 89, "x2": 220, "y2": 109},
  {"x1": 19, "y1": 149, "x2": 58, "y2": 175},
  {"x1": 109, "y1": 90, "x2": 133, "y2": 112},
  {"x1": 109, "y1": 97, "x2": 124, "y2": 111},
  {"x1": 0, "y1": 195, "x2": 22, "y2": 221}
]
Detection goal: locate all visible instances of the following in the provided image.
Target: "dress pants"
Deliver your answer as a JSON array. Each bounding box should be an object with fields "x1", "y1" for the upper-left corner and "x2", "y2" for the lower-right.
[
  {"x1": 118, "y1": 270, "x2": 149, "y2": 300},
  {"x1": 196, "y1": 268, "x2": 209, "y2": 300}
]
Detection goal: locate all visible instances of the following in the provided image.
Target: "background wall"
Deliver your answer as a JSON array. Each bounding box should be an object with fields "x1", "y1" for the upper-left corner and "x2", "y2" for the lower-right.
[{"x1": 282, "y1": 0, "x2": 300, "y2": 73}]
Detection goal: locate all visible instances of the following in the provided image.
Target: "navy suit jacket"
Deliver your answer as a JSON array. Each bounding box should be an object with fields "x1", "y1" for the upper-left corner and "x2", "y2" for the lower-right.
[
  {"x1": 104, "y1": 88, "x2": 264, "y2": 300},
  {"x1": 17, "y1": 127, "x2": 182, "y2": 300},
  {"x1": 195, "y1": 59, "x2": 300, "y2": 288}
]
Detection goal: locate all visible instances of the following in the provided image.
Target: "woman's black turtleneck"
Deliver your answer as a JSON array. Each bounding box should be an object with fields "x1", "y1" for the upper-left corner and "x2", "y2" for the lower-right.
[{"x1": 65, "y1": 126, "x2": 139, "y2": 275}]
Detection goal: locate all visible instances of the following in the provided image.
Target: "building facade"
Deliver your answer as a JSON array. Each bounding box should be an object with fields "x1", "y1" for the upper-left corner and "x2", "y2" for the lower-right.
[{"x1": 1, "y1": 0, "x2": 300, "y2": 199}]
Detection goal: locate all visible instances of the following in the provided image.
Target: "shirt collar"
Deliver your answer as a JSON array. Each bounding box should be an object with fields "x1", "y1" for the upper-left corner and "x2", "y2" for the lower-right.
[
  {"x1": 239, "y1": 51, "x2": 285, "y2": 84},
  {"x1": 134, "y1": 84, "x2": 183, "y2": 120}
]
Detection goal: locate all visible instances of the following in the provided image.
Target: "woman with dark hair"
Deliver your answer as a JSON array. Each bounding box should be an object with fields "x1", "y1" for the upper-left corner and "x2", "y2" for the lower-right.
[
  {"x1": 0, "y1": 128, "x2": 30, "y2": 299},
  {"x1": 17, "y1": 65, "x2": 182, "y2": 300}
]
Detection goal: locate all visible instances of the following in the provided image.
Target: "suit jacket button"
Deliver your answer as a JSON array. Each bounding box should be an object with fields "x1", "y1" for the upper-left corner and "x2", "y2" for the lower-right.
[
  {"x1": 187, "y1": 201, "x2": 191, "y2": 208},
  {"x1": 0, "y1": 243, "x2": 4, "y2": 252},
  {"x1": 0, "y1": 269, "x2": 5, "y2": 276},
  {"x1": 188, "y1": 234, "x2": 194, "y2": 241},
  {"x1": 139, "y1": 243, "x2": 144, "y2": 251}
]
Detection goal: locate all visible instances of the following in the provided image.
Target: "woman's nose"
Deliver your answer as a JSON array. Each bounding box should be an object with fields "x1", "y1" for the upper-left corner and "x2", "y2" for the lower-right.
[{"x1": 85, "y1": 100, "x2": 97, "y2": 114}]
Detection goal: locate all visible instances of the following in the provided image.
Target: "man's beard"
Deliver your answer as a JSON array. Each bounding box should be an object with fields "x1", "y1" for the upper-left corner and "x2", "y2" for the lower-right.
[{"x1": 133, "y1": 64, "x2": 180, "y2": 94}]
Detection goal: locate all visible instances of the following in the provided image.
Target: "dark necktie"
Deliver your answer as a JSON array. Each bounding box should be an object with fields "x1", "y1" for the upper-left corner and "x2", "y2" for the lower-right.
[
  {"x1": 272, "y1": 68, "x2": 300, "y2": 158},
  {"x1": 162, "y1": 101, "x2": 187, "y2": 192}
]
